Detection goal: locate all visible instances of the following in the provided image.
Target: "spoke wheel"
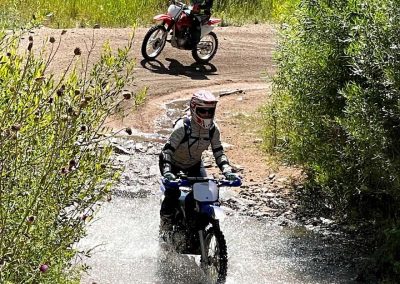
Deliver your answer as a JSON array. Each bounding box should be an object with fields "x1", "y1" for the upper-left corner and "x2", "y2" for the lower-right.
[
  {"x1": 192, "y1": 31, "x2": 218, "y2": 63},
  {"x1": 141, "y1": 25, "x2": 167, "y2": 60},
  {"x1": 201, "y1": 226, "x2": 227, "y2": 284}
]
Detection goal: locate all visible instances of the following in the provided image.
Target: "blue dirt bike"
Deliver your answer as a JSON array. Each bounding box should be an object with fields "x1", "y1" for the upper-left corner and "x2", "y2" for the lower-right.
[{"x1": 160, "y1": 175, "x2": 241, "y2": 284}]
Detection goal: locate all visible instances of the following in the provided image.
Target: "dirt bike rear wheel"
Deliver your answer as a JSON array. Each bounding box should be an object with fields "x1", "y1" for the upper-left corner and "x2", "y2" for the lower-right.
[
  {"x1": 201, "y1": 225, "x2": 228, "y2": 284},
  {"x1": 141, "y1": 25, "x2": 167, "y2": 60},
  {"x1": 192, "y1": 31, "x2": 218, "y2": 64}
]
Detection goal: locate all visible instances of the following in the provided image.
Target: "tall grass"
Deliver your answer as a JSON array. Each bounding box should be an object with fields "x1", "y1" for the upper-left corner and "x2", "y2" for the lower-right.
[
  {"x1": 0, "y1": 0, "x2": 299, "y2": 28},
  {"x1": 0, "y1": 0, "x2": 166, "y2": 28},
  {"x1": 271, "y1": 0, "x2": 300, "y2": 22},
  {"x1": 214, "y1": 0, "x2": 274, "y2": 25}
]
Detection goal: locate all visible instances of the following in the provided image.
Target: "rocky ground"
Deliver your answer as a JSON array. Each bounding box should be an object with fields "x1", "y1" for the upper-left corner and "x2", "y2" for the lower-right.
[{"x1": 102, "y1": 132, "x2": 373, "y2": 283}]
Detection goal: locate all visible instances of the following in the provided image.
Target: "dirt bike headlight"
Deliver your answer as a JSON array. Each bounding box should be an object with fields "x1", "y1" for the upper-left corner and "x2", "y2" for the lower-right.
[{"x1": 167, "y1": 4, "x2": 181, "y2": 18}]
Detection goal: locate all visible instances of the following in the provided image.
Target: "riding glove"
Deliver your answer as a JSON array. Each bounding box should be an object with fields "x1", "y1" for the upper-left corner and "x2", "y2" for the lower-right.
[
  {"x1": 224, "y1": 172, "x2": 238, "y2": 181},
  {"x1": 163, "y1": 172, "x2": 176, "y2": 181}
]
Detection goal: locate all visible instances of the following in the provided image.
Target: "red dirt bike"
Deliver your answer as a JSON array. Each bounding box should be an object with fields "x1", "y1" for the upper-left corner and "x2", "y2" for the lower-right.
[{"x1": 141, "y1": 0, "x2": 221, "y2": 63}]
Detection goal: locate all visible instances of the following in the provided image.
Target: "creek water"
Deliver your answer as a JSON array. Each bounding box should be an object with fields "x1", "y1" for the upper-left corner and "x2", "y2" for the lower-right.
[
  {"x1": 78, "y1": 194, "x2": 357, "y2": 284},
  {"x1": 78, "y1": 97, "x2": 359, "y2": 283}
]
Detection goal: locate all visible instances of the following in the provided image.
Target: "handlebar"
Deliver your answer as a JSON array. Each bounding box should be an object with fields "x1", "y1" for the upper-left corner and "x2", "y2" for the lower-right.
[
  {"x1": 171, "y1": 0, "x2": 187, "y2": 7},
  {"x1": 162, "y1": 176, "x2": 242, "y2": 188}
]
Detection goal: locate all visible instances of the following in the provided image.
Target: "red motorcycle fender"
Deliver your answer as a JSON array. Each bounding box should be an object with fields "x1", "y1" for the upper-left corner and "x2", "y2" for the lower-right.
[
  {"x1": 207, "y1": 18, "x2": 221, "y2": 25},
  {"x1": 154, "y1": 14, "x2": 173, "y2": 25}
]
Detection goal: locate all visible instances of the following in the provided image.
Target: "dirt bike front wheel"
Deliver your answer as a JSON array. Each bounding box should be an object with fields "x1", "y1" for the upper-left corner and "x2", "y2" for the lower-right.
[
  {"x1": 192, "y1": 31, "x2": 218, "y2": 64},
  {"x1": 201, "y1": 225, "x2": 228, "y2": 284},
  {"x1": 141, "y1": 25, "x2": 167, "y2": 60}
]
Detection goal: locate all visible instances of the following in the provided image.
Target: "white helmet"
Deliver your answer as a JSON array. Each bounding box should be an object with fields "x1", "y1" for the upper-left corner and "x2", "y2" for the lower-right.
[{"x1": 190, "y1": 90, "x2": 218, "y2": 129}]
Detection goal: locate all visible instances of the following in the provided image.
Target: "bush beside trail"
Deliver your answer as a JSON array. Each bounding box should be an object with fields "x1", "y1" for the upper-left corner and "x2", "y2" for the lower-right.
[
  {"x1": 263, "y1": 0, "x2": 400, "y2": 280},
  {"x1": 0, "y1": 26, "x2": 138, "y2": 282}
]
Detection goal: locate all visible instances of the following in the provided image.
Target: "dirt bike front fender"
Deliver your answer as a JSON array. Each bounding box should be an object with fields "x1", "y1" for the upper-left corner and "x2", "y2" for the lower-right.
[
  {"x1": 200, "y1": 24, "x2": 214, "y2": 38},
  {"x1": 199, "y1": 18, "x2": 220, "y2": 38},
  {"x1": 208, "y1": 18, "x2": 221, "y2": 25},
  {"x1": 199, "y1": 203, "x2": 225, "y2": 221},
  {"x1": 154, "y1": 14, "x2": 173, "y2": 26}
]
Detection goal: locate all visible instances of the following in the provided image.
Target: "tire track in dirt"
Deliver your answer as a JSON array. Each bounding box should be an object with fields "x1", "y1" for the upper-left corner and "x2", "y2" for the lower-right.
[
  {"x1": 29, "y1": 24, "x2": 276, "y2": 134},
  {"x1": 28, "y1": 25, "x2": 275, "y2": 95}
]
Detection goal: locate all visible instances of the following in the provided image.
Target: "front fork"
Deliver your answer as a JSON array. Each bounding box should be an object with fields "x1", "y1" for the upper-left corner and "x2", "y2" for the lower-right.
[
  {"x1": 198, "y1": 220, "x2": 218, "y2": 267},
  {"x1": 198, "y1": 229, "x2": 207, "y2": 266}
]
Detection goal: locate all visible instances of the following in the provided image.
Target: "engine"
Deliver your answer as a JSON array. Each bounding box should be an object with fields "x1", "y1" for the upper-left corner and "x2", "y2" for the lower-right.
[
  {"x1": 174, "y1": 28, "x2": 193, "y2": 49},
  {"x1": 173, "y1": 12, "x2": 194, "y2": 49}
]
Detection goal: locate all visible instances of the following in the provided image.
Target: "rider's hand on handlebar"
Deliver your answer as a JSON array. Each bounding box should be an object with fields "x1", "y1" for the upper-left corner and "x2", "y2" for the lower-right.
[
  {"x1": 192, "y1": 3, "x2": 200, "y2": 13},
  {"x1": 163, "y1": 172, "x2": 176, "y2": 181},
  {"x1": 224, "y1": 172, "x2": 239, "y2": 181}
]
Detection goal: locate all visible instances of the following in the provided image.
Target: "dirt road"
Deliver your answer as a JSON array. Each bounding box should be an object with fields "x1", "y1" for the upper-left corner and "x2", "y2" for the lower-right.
[
  {"x1": 34, "y1": 24, "x2": 277, "y2": 93},
  {"x1": 29, "y1": 24, "x2": 277, "y2": 182},
  {"x1": 135, "y1": 25, "x2": 275, "y2": 89},
  {"x1": 31, "y1": 24, "x2": 276, "y2": 97}
]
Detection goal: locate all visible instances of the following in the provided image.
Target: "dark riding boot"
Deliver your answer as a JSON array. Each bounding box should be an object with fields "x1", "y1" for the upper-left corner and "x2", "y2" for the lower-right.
[
  {"x1": 189, "y1": 16, "x2": 201, "y2": 49},
  {"x1": 159, "y1": 214, "x2": 173, "y2": 234},
  {"x1": 159, "y1": 183, "x2": 180, "y2": 246},
  {"x1": 192, "y1": 25, "x2": 201, "y2": 48},
  {"x1": 159, "y1": 214, "x2": 174, "y2": 251}
]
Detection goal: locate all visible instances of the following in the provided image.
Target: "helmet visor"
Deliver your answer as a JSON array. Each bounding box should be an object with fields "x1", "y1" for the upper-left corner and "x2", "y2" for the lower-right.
[{"x1": 196, "y1": 107, "x2": 215, "y2": 118}]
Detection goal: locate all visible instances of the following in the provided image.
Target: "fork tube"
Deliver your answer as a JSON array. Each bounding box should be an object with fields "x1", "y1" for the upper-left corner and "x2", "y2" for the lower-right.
[{"x1": 198, "y1": 230, "x2": 207, "y2": 262}]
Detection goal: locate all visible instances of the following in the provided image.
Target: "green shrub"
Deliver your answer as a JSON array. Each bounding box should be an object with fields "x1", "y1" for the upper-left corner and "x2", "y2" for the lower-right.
[
  {"x1": 0, "y1": 26, "x2": 137, "y2": 283},
  {"x1": 271, "y1": 0, "x2": 300, "y2": 22},
  {"x1": 265, "y1": 0, "x2": 400, "y2": 216},
  {"x1": 263, "y1": 0, "x2": 400, "y2": 277},
  {"x1": 375, "y1": 225, "x2": 400, "y2": 281}
]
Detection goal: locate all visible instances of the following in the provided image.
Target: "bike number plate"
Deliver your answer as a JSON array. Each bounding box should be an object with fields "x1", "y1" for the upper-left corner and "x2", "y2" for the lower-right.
[{"x1": 193, "y1": 181, "x2": 218, "y2": 202}]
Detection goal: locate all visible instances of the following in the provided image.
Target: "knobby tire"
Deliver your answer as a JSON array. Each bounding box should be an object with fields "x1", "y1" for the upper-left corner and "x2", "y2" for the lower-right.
[
  {"x1": 141, "y1": 25, "x2": 167, "y2": 60},
  {"x1": 192, "y1": 31, "x2": 218, "y2": 64},
  {"x1": 201, "y1": 225, "x2": 228, "y2": 284}
]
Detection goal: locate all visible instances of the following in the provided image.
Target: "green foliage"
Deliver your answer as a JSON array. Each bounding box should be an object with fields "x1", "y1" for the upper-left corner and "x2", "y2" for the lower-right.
[
  {"x1": 271, "y1": 0, "x2": 300, "y2": 22},
  {"x1": 375, "y1": 225, "x2": 400, "y2": 281},
  {"x1": 263, "y1": 0, "x2": 400, "y2": 278},
  {"x1": 0, "y1": 26, "x2": 137, "y2": 282},
  {"x1": 213, "y1": 0, "x2": 273, "y2": 25},
  {"x1": 0, "y1": 0, "x2": 298, "y2": 28},
  {"x1": 0, "y1": 0, "x2": 167, "y2": 28},
  {"x1": 265, "y1": 0, "x2": 400, "y2": 214},
  {"x1": 133, "y1": 87, "x2": 147, "y2": 109}
]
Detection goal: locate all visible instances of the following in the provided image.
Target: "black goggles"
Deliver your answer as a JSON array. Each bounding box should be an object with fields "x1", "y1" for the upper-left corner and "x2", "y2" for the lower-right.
[{"x1": 196, "y1": 108, "x2": 215, "y2": 115}]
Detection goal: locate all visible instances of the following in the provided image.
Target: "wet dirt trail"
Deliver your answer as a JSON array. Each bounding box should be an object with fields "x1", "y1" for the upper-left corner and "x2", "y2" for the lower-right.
[{"x1": 29, "y1": 24, "x2": 364, "y2": 283}]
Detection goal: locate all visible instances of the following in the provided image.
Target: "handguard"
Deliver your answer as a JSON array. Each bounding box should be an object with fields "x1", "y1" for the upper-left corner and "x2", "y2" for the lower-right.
[{"x1": 161, "y1": 176, "x2": 242, "y2": 188}]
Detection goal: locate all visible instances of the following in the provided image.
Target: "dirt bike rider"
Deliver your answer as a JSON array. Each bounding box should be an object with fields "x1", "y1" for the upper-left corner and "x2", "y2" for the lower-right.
[
  {"x1": 190, "y1": 0, "x2": 213, "y2": 47},
  {"x1": 159, "y1": 90, "x2": 238, "y2": 238}
]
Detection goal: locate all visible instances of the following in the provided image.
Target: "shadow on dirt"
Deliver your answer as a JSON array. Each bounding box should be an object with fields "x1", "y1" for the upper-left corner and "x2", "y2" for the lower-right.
[{"x1": 140, "y1": 58, "x2": 218, "y2": 80}]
